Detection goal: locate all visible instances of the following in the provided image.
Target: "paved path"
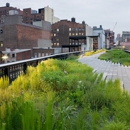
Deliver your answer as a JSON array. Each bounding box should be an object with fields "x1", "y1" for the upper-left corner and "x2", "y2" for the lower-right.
[{"x1": 78, "y1": 52, "x2": 130, "y2": 91}]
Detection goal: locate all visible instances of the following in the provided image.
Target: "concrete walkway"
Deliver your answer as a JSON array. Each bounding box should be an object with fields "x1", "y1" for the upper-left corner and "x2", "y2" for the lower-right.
[{"x1": 78, "y1": 52, "x2": 130, "y2": 91}]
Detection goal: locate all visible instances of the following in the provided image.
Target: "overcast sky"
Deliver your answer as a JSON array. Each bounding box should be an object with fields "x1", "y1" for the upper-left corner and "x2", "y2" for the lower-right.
[{"x1": 1, "y1": 0, "x2": 130, "y2": 36}]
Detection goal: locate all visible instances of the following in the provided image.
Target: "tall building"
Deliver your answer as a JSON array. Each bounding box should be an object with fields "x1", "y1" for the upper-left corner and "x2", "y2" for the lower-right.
[
  {"x1": 51, "y1": 18, "x2": 86, "y2": 52},
  {"x1": 122, "y1": 31, "x2": 130, "y2": 42},
  {"x1": 23, "y1": 6, "x2": 60, "y2": 24},
  {"x1": 104, "y1": 29, "x2": 115, "y2": 48}
]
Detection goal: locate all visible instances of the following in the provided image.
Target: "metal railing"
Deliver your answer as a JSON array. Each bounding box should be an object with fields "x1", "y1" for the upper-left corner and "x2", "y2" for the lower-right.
[{"x1": 0, "y1": 51, "x2": 83, "y2": 83}]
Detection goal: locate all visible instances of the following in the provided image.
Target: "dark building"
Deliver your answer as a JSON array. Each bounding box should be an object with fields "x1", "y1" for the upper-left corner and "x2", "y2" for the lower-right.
[
  {"x1": 104, "y1": 29, "x2": 115, "y2": 47},
  {"x1": 22, "y1": 8, "x2": 44, "y2": 24},
  {"x1": 52, "y1": 18, "x2": 86, "y2": 52}
]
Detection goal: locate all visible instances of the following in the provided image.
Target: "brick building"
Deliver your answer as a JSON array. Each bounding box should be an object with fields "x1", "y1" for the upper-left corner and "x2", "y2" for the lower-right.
[
  {"x1": 0, "y1": 3, "x2": 59, "y2": 25},
  {"x1": 0, "y1": 3, "x2": 23, "y2": 24},
  {"x1": 52, "y1": 18, "x2": 86, "y2": 52},
  {"x1": 23, "y1": 6, "x2": 60, "y2": 24},
  {"x1": 0, "y1": 15, "x2": 53, "y2": 63}
]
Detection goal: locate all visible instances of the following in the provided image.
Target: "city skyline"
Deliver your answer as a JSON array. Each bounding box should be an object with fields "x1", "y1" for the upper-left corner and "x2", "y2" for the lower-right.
[{"x1": 1, "y1": 0, "x2": 130, "y2": 36}]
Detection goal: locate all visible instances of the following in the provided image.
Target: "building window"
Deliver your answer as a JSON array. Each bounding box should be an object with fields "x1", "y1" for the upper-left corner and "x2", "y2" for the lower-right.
[
  {"x1": 54, "y1": 33, "x2": 56, "y2": 36},
  {"x1": 79, "y1": 33, "x2": 81, "y2": 35},
  {"x1": 72, "y1": 33, "x2": 74, "y2": 36},
  {"x1": 69, "y1": 28, "x2": 71, "y2": 31},
  {"x1": 69, "y1": 33, "x2": 71, "y2": 36},
  {"x1": 0, "y1": 29, "x2": 3, "y2": 34},
  {"x1": 0, "y1": 41, "x2": 3, "y2": 47},
  {"x1": 34, "y1": 53, "x2": 37, "y2": 58},
  {"x1": 57, "y1": 38, "x2": 59, "y2": 41},
  {"x1": 54, "y1": 43, "x2": 56, "y2": 45},
  {"x1": 76, "y1": 33, "x2": 78, "y2": 36},
  {"x1": 82, "y1": 33, "x2": 84, "y2": 35},
  {"x1": 57, "y1": 43, "x2": 59, "y2": 46},
  {"x1": 51, "y1": 43, "x2": 53, "y2": 46},
  {"x1": 70, "y1": 43, "x2": 71, "y2": 45},
  {"x1": 38, "y1": 53, "x2": 41, "y2": 57},
  {"x1": 12, "y1": 54, "x2": 15, "y2": 58},
  {"x1": 57, "y1": 29, "x2": 59, "y2": 32},
  {"x1": 42, "y1": 53, "x2": 44, "y2": 56}
]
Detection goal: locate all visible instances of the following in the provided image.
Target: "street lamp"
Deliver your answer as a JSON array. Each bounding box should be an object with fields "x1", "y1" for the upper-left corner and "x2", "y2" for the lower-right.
[{"x1": 2, "y1": 54, "x2": 8, "y2": 63}]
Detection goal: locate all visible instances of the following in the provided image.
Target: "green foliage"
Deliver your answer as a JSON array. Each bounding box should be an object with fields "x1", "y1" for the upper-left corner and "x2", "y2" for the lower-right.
[
  {"x1": 0, "y1": 58, "x2": 130, "y2": 129},
  {"x1": 99, "y1": 49, "x2": 130, "y2": 65}
]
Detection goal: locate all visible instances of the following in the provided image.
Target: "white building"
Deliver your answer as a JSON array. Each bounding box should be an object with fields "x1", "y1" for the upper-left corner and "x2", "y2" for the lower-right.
[
  {"x1": 93, "y1": 25, "x2": 105, "y2": 49},
  {"x1": 85, "y1": 24, "x2": 93, "y2": 51},
  {"x1": 44, "y1": 6, "x2": 60, "y2": 24}
]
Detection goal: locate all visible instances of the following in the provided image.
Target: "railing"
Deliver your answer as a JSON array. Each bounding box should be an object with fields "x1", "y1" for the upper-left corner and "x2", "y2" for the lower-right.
[{"x1": 0, "y1": 51, "x2": 83, "y2": 83}]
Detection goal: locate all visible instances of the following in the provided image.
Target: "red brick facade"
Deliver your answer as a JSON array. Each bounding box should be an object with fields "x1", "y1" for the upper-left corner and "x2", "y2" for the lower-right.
[
  {"x1": 23, "y1": 8, "x2": 44, "y2": 24},
  {"x1": 16, "y1": 50, "x2": 31, "y2": 61},
  {"x1": 16, "y1": 24, "x2": 51, "y2": 49}
]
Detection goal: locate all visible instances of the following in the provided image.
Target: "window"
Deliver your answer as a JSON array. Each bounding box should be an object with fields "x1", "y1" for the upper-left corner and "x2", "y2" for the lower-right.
[
  {"x1": 42, "y1": 53, "x2": 44, "y2": 56},
  {"x1": 0, "y1": 30, "x2": 3, "y2": 34},
  {"x1": 57, "y1": 43, "x2": 59, "y2": 46},
  {"x1": 76, "y1": 33, "x2": 78, "y2": 36},
  {"x1": 54, "y1": 43, "x2": 56, "y2": 45},
  {"x1": 12, "y1": 54, "x2": 15, "y2": 58},
  {"x1": 69, "y1": 33, "x2": 71, "y2": 36},
  {"x1": 57, "y1": 38, "x2": 59, "y2": 41},
  {"x1": 51, "y1": 43, "x2": 53, "y2": 46},
  {"x1": 70, "y1": 43, "x2": 71, "y2": 45},
  {"x1": 54, "y1": 33, "x2": 56, "y2": 36},
  {"x1": 0, "y1": 41, "x2": 3, "y2": 47},
  {"x1": 34, "y1": 53, "x2": 37, "y2": 58},
  {"x1": 38, "y1": 53, "x2": 41, "y2": 57},
  {"x1": 57, "y1": 29, "x2": 59, "y2": 32},
  {"x1": 69, "y1": 28, "x2": 71, "y2": 31},
  {"x1": 1, "y1": 43, "x2": 3, "y2": 47}
]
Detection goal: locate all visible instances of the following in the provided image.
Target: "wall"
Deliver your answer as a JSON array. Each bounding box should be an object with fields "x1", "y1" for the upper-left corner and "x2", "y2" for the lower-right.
[
  {"x1": 85, "y1": 25, "x2": 93, "y2": 51},
  {"x1": 33, "y1": 48, "x2": 54, "y2": 57},
  {"x1": 16, "y1": 50, "x2": 31, "y2": 61},
  {"x1": 38, "y1": 39, "x2": 51, "y2": 48},
  {"x1": 16, "y1": 24, "x2": 51, "y2": 49}
]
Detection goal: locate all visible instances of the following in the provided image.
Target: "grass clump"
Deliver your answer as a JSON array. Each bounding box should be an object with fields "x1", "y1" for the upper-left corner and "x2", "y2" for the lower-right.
[{"x1": 99, "y1": 49, "x2": 130, "y2": 65}]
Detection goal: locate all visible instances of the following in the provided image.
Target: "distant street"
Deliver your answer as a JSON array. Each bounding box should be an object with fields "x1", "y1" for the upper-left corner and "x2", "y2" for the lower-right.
[{"x1": 78, "y1": 52, "x2": 130, "y2": 91}]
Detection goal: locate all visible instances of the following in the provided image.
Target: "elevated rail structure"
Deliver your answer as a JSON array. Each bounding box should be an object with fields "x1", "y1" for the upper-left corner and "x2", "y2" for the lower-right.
[{"x1": 0, "y1": 51, "x2": 82, "y2": 83}]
